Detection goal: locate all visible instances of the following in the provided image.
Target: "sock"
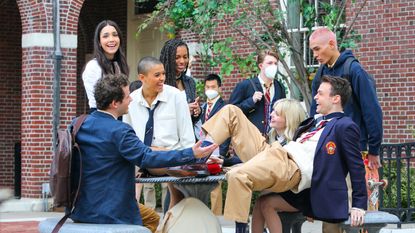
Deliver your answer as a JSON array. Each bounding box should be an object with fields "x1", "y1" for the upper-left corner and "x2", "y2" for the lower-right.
[{"x1": 235, "y1": 221, "x2": 248, "y2": 233}]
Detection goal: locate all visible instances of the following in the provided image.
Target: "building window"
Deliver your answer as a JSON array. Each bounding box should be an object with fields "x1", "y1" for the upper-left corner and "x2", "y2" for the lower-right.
[
  {"x1": 285, "y1": 0, "x2": 345, "y2": 68},
  {"x1": 135, "y1": 0, "x2": 158, "y2": 15}
]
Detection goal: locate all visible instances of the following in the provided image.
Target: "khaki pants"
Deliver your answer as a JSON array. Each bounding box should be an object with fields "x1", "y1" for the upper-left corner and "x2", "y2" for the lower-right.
[
  {"x1": 202, "y1": 105, "x2": 300, "y2": 223},
  {"x1": 139, "y1": 203, "x2": 160, "y2": 233},
  {"x1": 210, "y1": 182, "x2": 223, "y2": 215}
]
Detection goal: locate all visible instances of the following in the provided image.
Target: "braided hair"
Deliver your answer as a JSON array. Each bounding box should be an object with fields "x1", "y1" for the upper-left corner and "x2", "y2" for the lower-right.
[
  {"x1": 93, "y1": 20, "x2": 129, "y2": 76},
  {"x1": 159, "y1": 38, "x2": 189, "y2": 87}
]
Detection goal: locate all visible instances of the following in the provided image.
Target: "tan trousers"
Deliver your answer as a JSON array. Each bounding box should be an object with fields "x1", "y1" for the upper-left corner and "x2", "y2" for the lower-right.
[
  {"x1": 139, "y1": 203, "x2": 160, "y2": 233},
  {"x1": 210, "y1": 182, "x2": 223, "y2": 215},
  {"x1": 202, "y1": 105, "x2": 300, "y2": 223}
]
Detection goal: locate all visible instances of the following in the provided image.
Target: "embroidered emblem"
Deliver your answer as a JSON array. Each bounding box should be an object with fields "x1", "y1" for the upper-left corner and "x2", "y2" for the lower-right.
[{"x1": 326, "y1": 141, "x2": 336, "y2": 155}]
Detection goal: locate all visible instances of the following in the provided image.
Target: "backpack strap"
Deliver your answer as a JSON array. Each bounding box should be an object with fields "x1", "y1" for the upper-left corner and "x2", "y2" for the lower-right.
[
  {"x1": 70, "y1": 114, "x2": 88, "y2": 208},
  {"x1": 72, "y1": 114, "x2": 88, "y2": 140},
  {"x1": 342, "y1": 56, "x2": 359, "y2": 83},
  {"x1": 248, "y1": 78, "x2": 260, "y2": 92},
  {"x1": 52, "y1": 114, "x2": 88, "y2": 233},
  {"x1": 52, "y1": 213, "x2": 71, "y2": 233}
]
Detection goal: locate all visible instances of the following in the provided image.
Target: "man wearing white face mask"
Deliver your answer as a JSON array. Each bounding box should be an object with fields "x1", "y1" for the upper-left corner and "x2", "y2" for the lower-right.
[
  {"x1": 230, "y1": 50, "x2": 286, "y2": 137},
  {"x1": 202, "y1": 74, "x2": 241, "y2": 215}
]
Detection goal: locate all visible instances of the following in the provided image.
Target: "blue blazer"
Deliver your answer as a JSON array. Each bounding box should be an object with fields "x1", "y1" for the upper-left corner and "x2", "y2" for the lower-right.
[
  {"x1": 229, "y1": 77, "x2": 285, "y2": 134},
  {"x1": 70, "y1": 111, "x2": 196, "y2": 225},
  {"x1": 309, "y1": 115, "x2": 367, "y2": 221},
  {"x1": 201, "y1": 98, "x2": 230, "y2": 156}
]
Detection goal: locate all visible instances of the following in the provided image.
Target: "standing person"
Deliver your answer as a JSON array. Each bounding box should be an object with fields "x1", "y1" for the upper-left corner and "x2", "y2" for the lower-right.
[
  {"x1": 309, "y1": 28, "x2": 383, "y2": 233},
  {"x1": 70, "y1": 74, "x2": 217, "y2": 232},
  {"x1": 123, "y1": 56, "x2": 195, "y2": 210},
  {"x1": 200, "y1": 73, "x2": 232, "y2": 215},
  {"x1": 159, "y1": 38, "x2": 201, "y2": 122},
  {"x1": 82, "y1": 20, "x2": 129, "y2": 112},
  {"x1": 201, "y1": 76, "x2": 367, "y2": 233},
  {"x1": 229, "y1": 49, "x2": 286, "y2": 136},
  {"x1": 159, "y1": 38, "x2": 201, "y2": 211}
]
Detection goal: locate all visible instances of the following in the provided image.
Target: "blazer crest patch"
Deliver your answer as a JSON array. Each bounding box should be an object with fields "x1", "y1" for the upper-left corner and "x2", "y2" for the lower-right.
[{"x1": 325, "y1": 141, "x2": 336, "y2": 155}]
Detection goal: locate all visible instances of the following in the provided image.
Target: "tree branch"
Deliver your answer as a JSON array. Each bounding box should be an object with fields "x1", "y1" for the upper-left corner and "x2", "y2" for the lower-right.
[{"x1": 340, "y1": 0, "x2": 369, "y2": 45}]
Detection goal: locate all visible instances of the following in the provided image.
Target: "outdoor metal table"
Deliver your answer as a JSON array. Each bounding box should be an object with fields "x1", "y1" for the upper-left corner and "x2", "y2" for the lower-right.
[{"x1": 136, "y1": 174, "x2": 226, "y2": 205}]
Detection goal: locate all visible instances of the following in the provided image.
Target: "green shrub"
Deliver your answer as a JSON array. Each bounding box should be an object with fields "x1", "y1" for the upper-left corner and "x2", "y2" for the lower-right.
[{"x1": 381, "y1": 160, "x2": 415, "y2": 221}]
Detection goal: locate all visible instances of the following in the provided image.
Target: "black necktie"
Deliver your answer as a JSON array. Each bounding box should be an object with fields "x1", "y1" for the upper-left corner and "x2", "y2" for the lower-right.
[{"x1": 144, "y1": 101, "x2": 160, "y2": 146}]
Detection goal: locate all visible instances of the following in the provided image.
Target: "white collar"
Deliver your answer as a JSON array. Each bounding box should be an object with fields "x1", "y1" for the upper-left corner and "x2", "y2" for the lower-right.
[{"x1": 97, "y1": 109, "x2": 118, "y2": 119}]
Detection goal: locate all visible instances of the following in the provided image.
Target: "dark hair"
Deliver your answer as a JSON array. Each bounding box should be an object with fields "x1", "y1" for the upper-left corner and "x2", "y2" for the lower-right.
[
  {"x1": 204, "y1": 74, "x2": 222, "y2": 87},
  {"x1": 321, "y1": 75, "x2": 352, "y2": 108},
  {"x1": 129, "y1": 80, "x2": 142, "y2": 92},
  {"x1": 257, "y1": 49, "x2": 278, "y2": 64},
  {"x1": 93, "y1": 20, "x2": 129, "y2": 76},
  {"x1": 94, "y1": 74, "x2": 129, "y2": 110},
  {"x1": 159, "y1": 38, "x2": 189, "y2": 87},
  {"x1": 137, "y1": 56, "x2": 163, "y2": 75}
]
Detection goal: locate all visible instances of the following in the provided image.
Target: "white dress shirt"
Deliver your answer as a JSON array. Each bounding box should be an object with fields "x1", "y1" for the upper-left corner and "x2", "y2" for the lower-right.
[
  {"x1": 123, "y1": 84, "x2": 195, "y2": 150},
  {"x1": 82, "y1": 59, "x2": 102, "y2": 108},
  {"x1": 258, "y1": 75, "x2": 275, "y2": 100},
  {"x1": 283, "y1": 117, "x2": 332, "y2": 193}
]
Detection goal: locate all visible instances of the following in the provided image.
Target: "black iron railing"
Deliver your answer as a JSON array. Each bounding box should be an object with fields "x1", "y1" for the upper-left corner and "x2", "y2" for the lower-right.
[{"x1": 379, "y1": 142, "x2": 415, "y2": 227}]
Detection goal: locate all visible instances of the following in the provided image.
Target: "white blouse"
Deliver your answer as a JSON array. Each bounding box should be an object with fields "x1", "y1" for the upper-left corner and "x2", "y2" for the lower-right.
[{"x1": 82, "y1": 59, "x2": 102, "y2": 108}]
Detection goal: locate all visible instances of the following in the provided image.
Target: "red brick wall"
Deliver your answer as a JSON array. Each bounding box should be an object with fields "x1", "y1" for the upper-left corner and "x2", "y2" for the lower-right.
[
  {"x1": 17, "y1": 0, "x2": 82, "y2": 198},
  {"x1": 348, "y1": 0, "x2": 415, "y2": 143},
  {"x1": 0, "y1": 1, "x2": 22, "y2": 189},
  {"x1": 76, "y1": 0, "x2": 128, "y2": 115}
]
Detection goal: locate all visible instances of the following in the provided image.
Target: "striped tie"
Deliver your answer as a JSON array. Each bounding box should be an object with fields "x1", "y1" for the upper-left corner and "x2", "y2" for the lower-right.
[
  {"x1": 299, "y1": 120, "x2": 328, "y2": 143},
  {"x1": 264, "y1": 84, "x2": 271, "y2": 133},
  {"x1": 205, "y1": 102, "x2": 213, "y2": 122}
]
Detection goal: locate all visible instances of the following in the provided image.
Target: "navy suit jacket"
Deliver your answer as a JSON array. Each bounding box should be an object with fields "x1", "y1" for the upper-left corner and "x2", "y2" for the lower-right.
[
  {"x1": 298, "y1": 114, "x2": 367, "y2": 221},
  {"x1": 201, "y1": 98, "x2": 230, "y2": 156},
  {"x1": 229, "y1": 77, "x2": 285, "y2": 134},
  {"x1": 70, "y1": 111, "x2": 196, "y2": 225}
]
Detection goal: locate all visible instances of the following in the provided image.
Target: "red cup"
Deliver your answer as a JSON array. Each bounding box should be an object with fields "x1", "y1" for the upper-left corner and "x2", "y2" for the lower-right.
[{"x1": 207, "y1": 163, "x2": 221, "y2": 175}]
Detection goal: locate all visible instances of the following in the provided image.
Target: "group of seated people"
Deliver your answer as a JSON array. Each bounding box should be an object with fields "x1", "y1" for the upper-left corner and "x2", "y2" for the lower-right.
[{"x1": 71, "y1": 19, "x2": 384, "y2": 233}]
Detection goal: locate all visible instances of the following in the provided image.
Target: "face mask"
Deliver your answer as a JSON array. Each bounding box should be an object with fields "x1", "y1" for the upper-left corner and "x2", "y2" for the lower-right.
[
  {"x1": 264, "y1": 65, "x2": 278, "y2": 79},
  {"x1": 205, "y1": 89, "x2": 219, "y2": 100}
]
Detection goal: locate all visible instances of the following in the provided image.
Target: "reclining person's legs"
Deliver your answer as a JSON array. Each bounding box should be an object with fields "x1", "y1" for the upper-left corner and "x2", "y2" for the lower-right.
[
  {"x1": 224, "y1": 142, "x2": 300, "y2": 223},
  {"x1": 202, "y1": 105, "x2": 269, "y2": 162}
]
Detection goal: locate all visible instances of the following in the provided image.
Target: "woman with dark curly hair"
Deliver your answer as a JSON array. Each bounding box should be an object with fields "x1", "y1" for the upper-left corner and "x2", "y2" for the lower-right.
[{"x1": 160, "y1": 38, "x2": 201, "y2": 122}]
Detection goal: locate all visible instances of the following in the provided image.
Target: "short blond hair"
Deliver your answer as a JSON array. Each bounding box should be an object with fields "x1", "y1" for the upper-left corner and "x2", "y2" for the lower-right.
[
  {"x1": 257, "y1": 49, "x2": 278, "y2": 65},
  {"x1": 309, "y1": 28, "x2": 338, "y2": 49},
  {"x1": 273, "y1": 98, "x2": 307, "y2": 141}
]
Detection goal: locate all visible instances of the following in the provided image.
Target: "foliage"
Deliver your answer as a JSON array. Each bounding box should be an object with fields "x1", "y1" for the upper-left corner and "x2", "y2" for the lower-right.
[
  {"x1": 381, "y1": 161, "x2": 415, "y2": 221},
  {"x1": 137, "y1": 0, "x2": 367, "y2": 111},
  {"x1": 409, "y1": 125, "x2": 415, "y2": 138}
]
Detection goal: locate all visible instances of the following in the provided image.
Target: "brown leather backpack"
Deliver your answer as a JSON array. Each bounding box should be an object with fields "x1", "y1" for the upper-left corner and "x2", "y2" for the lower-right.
[{"x1": 49, "y1": 114, "x2": 87, "y2": 233}]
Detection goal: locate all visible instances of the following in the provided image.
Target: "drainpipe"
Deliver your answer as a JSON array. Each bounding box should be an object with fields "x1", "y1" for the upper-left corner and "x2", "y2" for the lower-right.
[{"x1": 52, "y1": 0, "x2": 62, "y2": 155}]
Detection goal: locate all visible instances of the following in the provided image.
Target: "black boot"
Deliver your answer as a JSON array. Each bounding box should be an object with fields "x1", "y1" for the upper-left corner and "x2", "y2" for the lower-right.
[{"x1": 235, "y1": 221, "x2": 249, "y2": 233}]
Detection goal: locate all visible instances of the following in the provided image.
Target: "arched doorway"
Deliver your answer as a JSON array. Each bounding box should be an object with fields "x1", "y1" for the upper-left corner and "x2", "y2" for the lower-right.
[{"x1": 0, "y1": 0, "x2": 22, "y2": 197}]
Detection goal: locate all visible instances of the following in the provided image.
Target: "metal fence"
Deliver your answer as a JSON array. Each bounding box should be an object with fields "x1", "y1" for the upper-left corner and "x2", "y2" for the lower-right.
[{"x1": 379, "y1": 142, "x2": 415, "y2": 227}]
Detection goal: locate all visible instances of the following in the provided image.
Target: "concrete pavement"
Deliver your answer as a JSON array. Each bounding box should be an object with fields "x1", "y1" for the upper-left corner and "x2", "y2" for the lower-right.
[{"x1": 1, "y1": 210, "x2": 414, "y2": 233}]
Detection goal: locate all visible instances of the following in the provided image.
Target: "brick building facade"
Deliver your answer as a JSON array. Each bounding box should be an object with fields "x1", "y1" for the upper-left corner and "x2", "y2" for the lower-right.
[{"x1": 0, "y1": 0, "x2": 413, "y2": 202}]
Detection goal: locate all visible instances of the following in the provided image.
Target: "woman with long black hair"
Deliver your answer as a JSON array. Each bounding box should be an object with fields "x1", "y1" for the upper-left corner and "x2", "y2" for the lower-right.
[{"x1": 82, "y1": 20, "x2": 129, "y2": 112}]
